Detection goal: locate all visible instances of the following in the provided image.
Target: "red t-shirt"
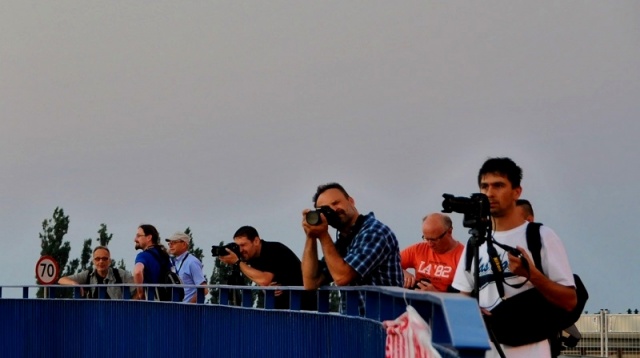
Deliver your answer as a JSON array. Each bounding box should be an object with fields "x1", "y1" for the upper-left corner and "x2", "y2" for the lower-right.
[{"x1": 400, "y1": 242, "x2": 464, "y2": 292}]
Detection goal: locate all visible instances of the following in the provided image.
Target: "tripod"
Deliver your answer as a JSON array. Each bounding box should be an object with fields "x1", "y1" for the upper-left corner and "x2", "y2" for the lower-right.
[
  {"x1": 227, "y1": 265, "x2": 245, "y2": 306},
  {"x1": 464, "y1": 219, "x2": 507, "y2": 358}
]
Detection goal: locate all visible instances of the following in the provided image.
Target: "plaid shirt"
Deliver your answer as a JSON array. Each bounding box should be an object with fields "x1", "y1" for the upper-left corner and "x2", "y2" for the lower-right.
[{"x1": 322, "y1": 212, "x2": 403, "y2": 287}]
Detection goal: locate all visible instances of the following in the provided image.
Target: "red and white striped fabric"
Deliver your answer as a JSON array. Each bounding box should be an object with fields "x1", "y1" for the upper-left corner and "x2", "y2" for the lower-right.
[{"x1": 383, "y1": 305, "x2": 442, "y2": 358}]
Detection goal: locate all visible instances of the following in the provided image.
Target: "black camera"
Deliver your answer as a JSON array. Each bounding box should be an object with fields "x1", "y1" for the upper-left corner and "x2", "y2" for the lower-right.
[
  {"x1": 412, "y1": 278, "x2": 431, "y2": 289},
  {"x1": 211, "y1": 242, "x2": 241, "y2": 257},
  {"x1": 305, "y1": 206, "x2": 341, "y2": 227},
  {"x1": 441, "y1": 193, "x2": 491, "y2": 229}
]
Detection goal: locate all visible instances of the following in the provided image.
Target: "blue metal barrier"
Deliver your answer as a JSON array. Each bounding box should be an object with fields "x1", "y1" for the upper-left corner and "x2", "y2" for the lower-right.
[{"x1": 0, "y1": 285, "x2": 490, "y2": 358}]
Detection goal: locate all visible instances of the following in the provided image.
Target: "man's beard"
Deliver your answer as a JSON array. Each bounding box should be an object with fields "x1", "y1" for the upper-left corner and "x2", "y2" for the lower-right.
[
  {"x1": 330, "y1": 212, "x2": 352, "y2": 231},
  {"x1": 134, "y1": 242, "x2": 141, "y2": 250}
]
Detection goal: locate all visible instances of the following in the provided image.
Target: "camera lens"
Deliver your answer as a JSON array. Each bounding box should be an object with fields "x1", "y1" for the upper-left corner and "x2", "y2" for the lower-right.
[{"x1": 305, "y1": 211, "x2": 322, "y2": 225}]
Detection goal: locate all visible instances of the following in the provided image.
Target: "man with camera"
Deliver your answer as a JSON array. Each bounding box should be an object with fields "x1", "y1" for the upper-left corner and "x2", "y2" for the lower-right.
[
  {"x1": 218, "y1": 226, "x2": 315, "y2": 310},
  {"x1": 165, "y1": 231, "x2": 208, "y2": 303},
  {"x1": 301, "y1": 182, "x2": 403, "y2": 291},
  {"x1": 451, "y1": 157, "x2": 577, "y2": 358},
  {"x1": 401, "y1": 213, "x2": 464, "y2": 292}
]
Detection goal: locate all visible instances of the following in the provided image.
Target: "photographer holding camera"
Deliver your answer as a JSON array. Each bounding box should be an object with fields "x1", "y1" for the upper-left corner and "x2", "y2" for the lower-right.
[
  {"x1": 301, "y1": 183, "x2": 403, "y2": 291},
  {"x1": 451, "y1": 158, "x2": 577, "y2": 358},
  {"x1": 218, "y1": 226, "x2": 315, "y2": 310}
]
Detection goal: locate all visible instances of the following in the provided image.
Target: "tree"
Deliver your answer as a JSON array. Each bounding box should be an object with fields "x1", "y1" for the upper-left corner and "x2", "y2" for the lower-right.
[
  {"x1": 78, "y1": 239, "x2": 92, "y2": 272},
  {"x1": 96, "y1": 223, "x2": 112, "y2": 246},
  {"x1": 184, "y1": 227, "x2": 204, "y2": 262},
  {"x1": 116, "y1": 259, "x2": 127, "y2": 270},
  {"x1": 37, "y1": 207, "x2": 73, "y2": 298}
]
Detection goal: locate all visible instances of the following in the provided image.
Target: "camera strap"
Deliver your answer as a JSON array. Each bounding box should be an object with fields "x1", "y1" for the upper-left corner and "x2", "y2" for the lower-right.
[
  {"x1": 489, "y1": 238, "x2": 531, "y2": 297},
  {"x1": 172, "y1": 253, "x2": 188, "y2": 274},
  {"x1": 486, "y1": 239, "x2": 508, "y2": 299},
  {"x1": 335, "y1": 215, "x2": 366, "y2": 257}
]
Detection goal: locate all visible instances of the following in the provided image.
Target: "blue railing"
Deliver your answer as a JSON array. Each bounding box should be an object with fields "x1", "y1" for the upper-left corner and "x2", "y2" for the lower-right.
[{"x1": 0, "y1": 284, "x2": 490, "y2": 358}]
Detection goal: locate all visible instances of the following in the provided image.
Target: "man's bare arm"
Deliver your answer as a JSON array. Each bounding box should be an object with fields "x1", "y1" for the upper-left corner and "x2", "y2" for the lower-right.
[
  {"x1": 318, "y1": 233, "x2": 357, "y2": 286},
  {"x1": 133, "y1": 263, "x2": 145, "y2": 299}
]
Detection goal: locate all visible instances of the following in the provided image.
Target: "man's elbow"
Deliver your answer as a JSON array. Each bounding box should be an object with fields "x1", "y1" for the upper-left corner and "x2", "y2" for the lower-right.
[
  {"x1": 303, "y1": 276, "x2": 321, "y2": 290},
  {"x1": 333, "y1": 268, "x2": 357, "y2": 286},
  {"x1": 253, "y1": 278, "x2": 272, "y2": 287},
  {"x1": 333, "y1": 277, "x2": 352, "y2": 286}
]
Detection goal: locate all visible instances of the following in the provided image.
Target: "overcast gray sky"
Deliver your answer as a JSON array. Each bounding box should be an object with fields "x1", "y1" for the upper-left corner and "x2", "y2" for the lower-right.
[{"x1": 2, "y1": 2, "x2": 638, "y2": 313}]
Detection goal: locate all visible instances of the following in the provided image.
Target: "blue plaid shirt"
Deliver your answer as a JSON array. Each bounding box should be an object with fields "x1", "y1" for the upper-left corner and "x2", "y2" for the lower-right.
[{"x1": 321, "y1": 212, "x2": 403, "y2": 287}]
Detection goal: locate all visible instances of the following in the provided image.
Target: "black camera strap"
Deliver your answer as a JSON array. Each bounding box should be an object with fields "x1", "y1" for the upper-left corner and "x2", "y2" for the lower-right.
[
  {"x1": 489, "y1": 238, "x2": 531, "y2": 297},
  {"x1": 335, "y1": 214, "x2": 365, "y2": 257},
  {"x1": 172, "y1": 253, "x2": 188, "y2": 274},
  {"x1": 486, "y1": 239, "x2": 508, "y2": 299}
]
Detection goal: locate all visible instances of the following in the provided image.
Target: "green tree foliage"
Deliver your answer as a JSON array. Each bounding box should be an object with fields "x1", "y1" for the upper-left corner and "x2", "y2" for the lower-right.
[
  {"x1": 329, "y1": 285, "x2": 341, "y2": 313},
  {"x1": 184, "y1": 227, "x2": 204, "y2": 262},
  {"x1": 97, "y1": 223, "x2": 112, "y2": 246},
  {"x1": 37, "y1": 207, "x2": 72, "y2": 298},
  {"x1": 116, "y1": 259, "x2": 127, "y2": 270},
  {"x1": 79, "y1": 239, "x2": 92, "y2": 272}
]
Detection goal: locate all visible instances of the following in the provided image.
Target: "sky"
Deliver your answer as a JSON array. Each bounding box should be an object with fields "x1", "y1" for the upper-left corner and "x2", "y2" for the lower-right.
[{"x1": 1, "y1": 2, "x2": 638, "y2": 313}]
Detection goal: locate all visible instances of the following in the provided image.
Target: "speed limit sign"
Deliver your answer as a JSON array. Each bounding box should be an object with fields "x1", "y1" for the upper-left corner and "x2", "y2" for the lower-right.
[{"x1": 36, "y1": 256, "x2": 60, "y2": 285}]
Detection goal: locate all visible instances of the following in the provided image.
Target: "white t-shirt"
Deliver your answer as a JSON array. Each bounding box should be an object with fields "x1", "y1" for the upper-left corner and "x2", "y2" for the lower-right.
[{"x1": 452, "y1": 222, "x2": 575, "y2": 357}]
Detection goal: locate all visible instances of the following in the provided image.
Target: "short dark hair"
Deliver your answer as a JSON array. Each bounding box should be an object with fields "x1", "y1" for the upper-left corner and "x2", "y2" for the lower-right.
[
  {"x1": 92, "y1": 246, "x2": 110, "y2": 255},
  {"x1": 312, "y1": 182, "x2": 350, "y2": 207},
  {"x1": 516, "y1": 199, "x2": 535, "y2": 218},
  {"x1": 139, "y1": 224, "x2": 160, "y2": 245},
  {"x1": 478, "y1": 157, "x2": 523, "y2": 188},
  {"x1": 233, "y1": 226, "x2": 260, "y2": 241}
]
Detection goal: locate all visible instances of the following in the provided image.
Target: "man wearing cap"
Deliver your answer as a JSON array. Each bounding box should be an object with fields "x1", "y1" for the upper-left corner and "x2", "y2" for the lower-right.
[{"x1": 166, "y1": 232, "x2": 208, "y2": 303}]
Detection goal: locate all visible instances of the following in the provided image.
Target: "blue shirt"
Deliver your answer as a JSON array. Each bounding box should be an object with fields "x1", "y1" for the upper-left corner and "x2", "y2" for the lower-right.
[
  {"x1": 135, "y1": 247, "x2": 164, "y2": 284},
  {"x1": 322, "y1": 212, "x2": 403, "y2": 287},
  {"x1": 172, "y1": 252, "x2": 206, "y2": 302}
]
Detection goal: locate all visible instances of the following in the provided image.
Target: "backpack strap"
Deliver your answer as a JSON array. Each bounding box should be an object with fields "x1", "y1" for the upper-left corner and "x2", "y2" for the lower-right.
[
  {"x1": 84, "y1": 268, "x2": 94, "y2": 298},
  {"x1": 111, "y1": 267, "x2": 122, "y2": 284},
  {"x1": 85, "y1": 267, "x2": 93, "y2": 285},
  {"x1": 525, "y1": 222, "x2": 544, "y2": 274},
  {"x1": 147, "y1": 247, "x2": 169, "y2": 273}
]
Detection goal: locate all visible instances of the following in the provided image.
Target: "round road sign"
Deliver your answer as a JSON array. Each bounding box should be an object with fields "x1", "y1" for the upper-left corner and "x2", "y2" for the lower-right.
[{"x1": 36, "y1": 255, "x2": 60, "y2": 285}]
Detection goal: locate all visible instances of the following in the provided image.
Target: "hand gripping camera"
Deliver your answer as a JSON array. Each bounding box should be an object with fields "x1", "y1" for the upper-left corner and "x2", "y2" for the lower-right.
[{"x1": 305, "y1": 205, "x2": 341, "y2": 228}]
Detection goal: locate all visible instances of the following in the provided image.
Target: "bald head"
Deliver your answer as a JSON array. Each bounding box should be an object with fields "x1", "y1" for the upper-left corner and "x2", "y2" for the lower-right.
[
  {"x1": 421, "y1": 213, "x2": 456, "y2": 254},
  {"x1": 422, "y1": 213, "x2": 452, "y2": 230}
]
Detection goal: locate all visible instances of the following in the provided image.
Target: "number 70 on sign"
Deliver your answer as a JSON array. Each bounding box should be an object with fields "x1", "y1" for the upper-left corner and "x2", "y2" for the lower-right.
[{"x1": 35, "y1": 256, "x2": 60, "y2": 285}]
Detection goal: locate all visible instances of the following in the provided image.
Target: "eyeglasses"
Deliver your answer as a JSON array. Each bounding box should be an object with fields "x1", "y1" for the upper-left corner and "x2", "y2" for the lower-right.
[
  {"x1": 168, "y1": 240, "x2": 186, "y2": 245},
  {"x1": 93, "y1": 257, "x2": 110, "y2": 262},
  {"x1": 136, "y1": 233, "x2": 147, "y2": 238},
  {"x1": 422, "y1": 230, "x2": 448, "y2": 243}
]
